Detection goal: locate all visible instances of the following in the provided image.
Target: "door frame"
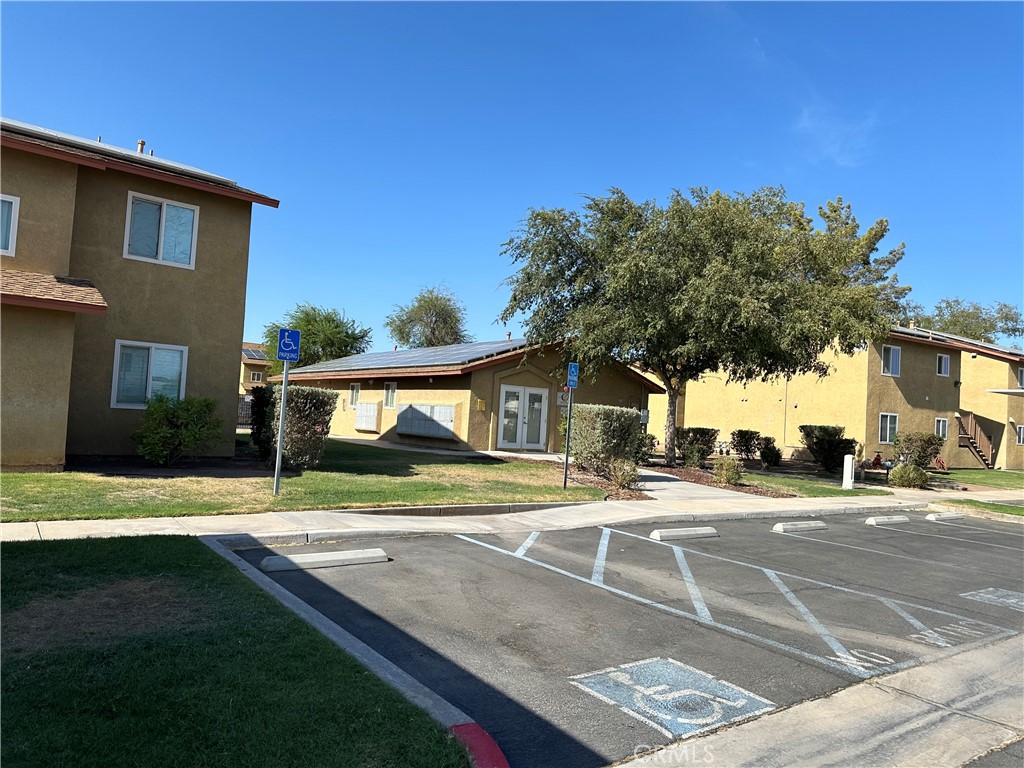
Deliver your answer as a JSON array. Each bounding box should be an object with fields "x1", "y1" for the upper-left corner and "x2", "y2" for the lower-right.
[{"x1": 497, "y1": 384, "x2": 549, "y2": 450}]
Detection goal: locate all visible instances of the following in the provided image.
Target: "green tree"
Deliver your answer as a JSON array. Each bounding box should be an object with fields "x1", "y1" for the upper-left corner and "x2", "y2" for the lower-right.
[
  {"x1": 262, "y1": 303, "x2": 371, "y2": 376},
  {"x1": 385, "y1": 286, "x2": 473, "y2": 348},
  {"x1": 902, "y1": 297, "x2": 1023, "y2": 345},
  {"x1": 500, "y1": 187, "x2": 908, "y2": 465}
]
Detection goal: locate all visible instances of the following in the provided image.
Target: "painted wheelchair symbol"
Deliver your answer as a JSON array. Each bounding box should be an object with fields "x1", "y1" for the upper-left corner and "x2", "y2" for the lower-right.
[
  {"x1": 608, "y1": 670, "x2": 747, "y2": 726},
  {"x1": 279, "y1": 331, "x2": 298, "y2": 351}
]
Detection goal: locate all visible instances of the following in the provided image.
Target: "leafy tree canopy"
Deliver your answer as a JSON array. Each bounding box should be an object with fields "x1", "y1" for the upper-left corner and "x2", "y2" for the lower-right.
[
  {"x1": 500, "y1": 186, "x2": 909, "y2": 464},
  {"x1": 262, "y1": 303, "x2": 372, "y2": 376},
  {"x1": 901, "y1": 297, "x2": 1023, "y2": 346},
  {"x1": 385, "y1": 286, "x2": 473, "y2": 348}
]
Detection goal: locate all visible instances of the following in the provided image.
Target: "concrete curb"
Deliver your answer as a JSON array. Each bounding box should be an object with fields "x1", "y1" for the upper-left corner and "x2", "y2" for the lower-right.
[
  {"x1": 199, "y1": 536, "x2": 510, "y2": 768},
  {"x1": 313, "y1": 500, "x2": 598, "y2": 518}
]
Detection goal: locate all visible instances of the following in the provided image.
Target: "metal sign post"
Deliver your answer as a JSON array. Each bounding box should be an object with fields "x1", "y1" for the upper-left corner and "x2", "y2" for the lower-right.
[
  {"x1": 273, "y1": 328, "x2": 301, "y2": 496},
  {"x1": 562, "y1": 362, "x2": 579, "y2": 490}
]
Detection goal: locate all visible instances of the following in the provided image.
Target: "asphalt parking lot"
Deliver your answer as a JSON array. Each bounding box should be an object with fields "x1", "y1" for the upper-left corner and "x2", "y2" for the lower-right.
[{"x1": 238, "y1": 513, "x2": 1024, "y2": 768}]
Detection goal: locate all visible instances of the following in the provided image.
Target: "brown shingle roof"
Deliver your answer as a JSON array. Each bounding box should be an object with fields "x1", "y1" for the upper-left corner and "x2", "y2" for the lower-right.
[{"x1": 0, "y1": 268, "x2": 107, "y2": 314}]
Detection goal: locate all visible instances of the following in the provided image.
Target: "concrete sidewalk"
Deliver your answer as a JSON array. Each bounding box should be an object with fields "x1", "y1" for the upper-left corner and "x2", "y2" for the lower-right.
[{"x1": 4, "y1": 467, "x2": 1019, "y2": 544}]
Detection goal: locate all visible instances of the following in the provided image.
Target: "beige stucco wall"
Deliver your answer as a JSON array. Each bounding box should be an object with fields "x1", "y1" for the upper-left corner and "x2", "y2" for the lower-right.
[
  {"x1": 0, "y1": 148, "x2": 78, "y2": 275},
  {"x1": 1, "y1": 305, "x2": 76, "y2": 469},
  {"x1": 960, "y1": 353, "x2": 1024, "y2": 470},
  {"x1": 240, "y1": 361, "x2": 267, "y2": 394},
  {"x1": 64, "y1": 167, "x2": 252, "y2": 457},
  {"x1": 863, "y1": 341, "x2": 965, "y2": 466},
  {"x1": 679, "y1": 349, "x2": 870, "y2": 458}
]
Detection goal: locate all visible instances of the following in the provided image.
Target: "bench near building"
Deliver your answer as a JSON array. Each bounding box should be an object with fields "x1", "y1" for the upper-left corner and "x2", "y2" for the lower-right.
[{"x1": 278, "y1": 338, "x2": 663, "y2": 453}]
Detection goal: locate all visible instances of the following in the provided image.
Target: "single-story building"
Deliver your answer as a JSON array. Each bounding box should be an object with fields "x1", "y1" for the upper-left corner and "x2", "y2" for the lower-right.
[{"x1": 277, "y1": 338, "x2": 663, "y2": 452}]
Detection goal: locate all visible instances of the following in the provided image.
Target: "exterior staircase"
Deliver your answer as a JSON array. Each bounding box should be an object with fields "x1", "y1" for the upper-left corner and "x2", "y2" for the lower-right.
[{"x1": 955, "y1": 411, "x2": 994, "y2": 469}]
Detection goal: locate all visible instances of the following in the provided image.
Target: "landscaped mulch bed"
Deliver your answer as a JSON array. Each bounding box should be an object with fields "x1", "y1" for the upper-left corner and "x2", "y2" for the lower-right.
[
  {"x1": 652, "y1": 466, "x2": 795, "y2": 498},
  {"x1": 569, "y1": 470, "x2": 653, "y2": 501}
]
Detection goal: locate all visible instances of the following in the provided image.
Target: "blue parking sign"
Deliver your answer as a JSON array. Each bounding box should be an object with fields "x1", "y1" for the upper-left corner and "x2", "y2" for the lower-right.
[
  {"x1": 277, "y1": 328, "x2": 301, "y2": 363},
  {"x1": 567, "y1": 362, "x2": 579, "y2": 389}
]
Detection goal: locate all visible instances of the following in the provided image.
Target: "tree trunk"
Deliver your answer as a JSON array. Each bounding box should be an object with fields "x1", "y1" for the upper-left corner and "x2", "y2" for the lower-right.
[{"x1": 663, "y1": 385, "x2": 680, "y2": 466}]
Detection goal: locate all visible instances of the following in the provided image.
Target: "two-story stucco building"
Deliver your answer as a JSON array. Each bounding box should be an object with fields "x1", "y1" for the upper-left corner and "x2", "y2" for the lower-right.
[
  {"x1": 646, "y1": 325, "x2": 1024, "y2": 470},
  {"x1": 0, "y1": 119, "x2": 278, "y2": 470}
]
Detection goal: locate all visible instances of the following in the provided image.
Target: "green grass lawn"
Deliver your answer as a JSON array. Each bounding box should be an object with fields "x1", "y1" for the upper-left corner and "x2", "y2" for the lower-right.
[
  {"x1": 0, "y1": 536, "x2": 469, "y2": 768},
  {"x1": 1, "y1": 440, "x2": 604, "y2": 522},
  {"x1": 742, "y1": 472, "x2": 893, "y2": 497},
  {"x1": 927, "y1": 468, "x2": 1024, "y2": 491},
  {"x1": 936, "y1": 499, "x2": 1024, "y2": 516}
]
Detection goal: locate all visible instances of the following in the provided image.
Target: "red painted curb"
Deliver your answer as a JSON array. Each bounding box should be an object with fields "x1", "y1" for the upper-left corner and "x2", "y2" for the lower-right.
[{"x1": 450, "y1": 722, "x2": 511, "y2": 768}]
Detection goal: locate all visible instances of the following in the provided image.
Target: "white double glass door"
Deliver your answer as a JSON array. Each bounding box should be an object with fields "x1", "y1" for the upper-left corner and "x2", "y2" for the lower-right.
[{"x1": 498, "y1": 385, "x2": 548, "y2": 450}]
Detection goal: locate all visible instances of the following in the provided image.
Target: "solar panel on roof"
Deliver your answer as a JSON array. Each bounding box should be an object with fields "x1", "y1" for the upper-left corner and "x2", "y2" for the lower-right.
[
  {"x1": 242, "y1": 348, "x2": 269, "y2": 360},
  {"x1": 291, "y1": 339, "x2": 530, "y2": 374}
]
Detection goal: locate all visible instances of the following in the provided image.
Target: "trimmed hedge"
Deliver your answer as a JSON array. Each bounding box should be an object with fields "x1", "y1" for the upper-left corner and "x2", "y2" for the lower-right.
[
  {"x1": 893, "y1": 432, "x2": 945, "y2": 469},
  {"x1": 730, "y1": 430, "x2": 761, "y2": 460},
  {"x1": 135, "y1": 395, "x2": 223, "y2": 466},
  {"x1": 675, "y1": 427, "x2": 719, "y2": 468},
  {"x1": 759, "y1": 436, "x2": 782, "y2": 469},
  {"x1": 570, "y1": 404, "x2": 642, "y2": 480},
  {"x1": 270, "y1": 385, "x2": 339, "y2": 470},
  {"x1": 799, "y1": 424, "x2": 857, "y2": 473}
]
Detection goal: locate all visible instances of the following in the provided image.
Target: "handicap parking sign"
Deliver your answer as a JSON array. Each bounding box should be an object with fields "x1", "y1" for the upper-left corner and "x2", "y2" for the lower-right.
[
  {"x1": 567, "y1": 362, "x2": 579, "y2": 389},
  {"x1": 277, "y1": 328, "x2": 301, "y2": 363},
  {"x1": 570, "y1": 657, "x2": 774, "y2": 738}
]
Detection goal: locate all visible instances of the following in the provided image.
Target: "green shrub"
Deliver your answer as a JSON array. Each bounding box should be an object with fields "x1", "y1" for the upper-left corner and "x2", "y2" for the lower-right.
[
  {"x1": 730, "y1": 430, "x2": 761, "y2": 460},
  {"x1": 680, "y1": 444, "x2": 707, "y2": 468},
  {"x1": 610, "y1": 458, "x2": 641, "y2": 490},
  {"x1": 893, "y1": 432, "x2": 945, "y2": 469},
  {"x1": 888, "y1": 464, "x2": 928, "y2": 488},
  {"x1": 675, "y1": 427, "x2": 719, "y2": 467},
  {"x1": 271, "y1": 385, "x2": 339, "y2": 470},
  {"x1": 759, "y1": 436, "x2": 782, "y2": 469},
  {"x1": 636, "y1": 433, "x2": 658, "y2": 465},
  {"x1": 250, "y1": 385, "x2": 275, "y2": 462},
  {"x1": 714, "y1": 455, "x2": 744, "y2": 485},
  {"x1": 135, "y1": 395, "x2": 223, "y2": 466},
  {"x1": 570, "y1": 404, "x2": 642, "y2": 479},
  {"x1": 799, "y1": 424, "x2": 856, "y2": 473}
]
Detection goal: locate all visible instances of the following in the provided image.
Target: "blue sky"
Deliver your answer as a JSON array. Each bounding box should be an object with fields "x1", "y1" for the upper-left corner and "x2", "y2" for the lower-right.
[{"x1": 3, "y1": 2, "x2": 1021, "y2": 350}]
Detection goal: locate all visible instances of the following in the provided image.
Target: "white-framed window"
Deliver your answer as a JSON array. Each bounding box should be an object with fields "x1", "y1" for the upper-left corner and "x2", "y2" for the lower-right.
[
  {"x1": 1, "y1": 194, "x2": 20, "y2": 257},
  {"x1": 250, "y1": 371, "x2": 262, "y2": 383},
  {"x1": 110, "y1": 340, "x2": 188, "y2": 409},
  {"x1": 123, "y1": 191, "x2": 199, "y2": 269},
  {"x1": 879, "y1": 412, "x2": 899, "y2": 444},
  {"x1": 1018, "y1": 367, "x2": 1024, "y2": 388},
  {"x1": 383, "y1": 382, "x2": 397, "y2": 409},
  {"x1": 1017, "y1": 424, "x2": 1024, "y2": 446},
  {"x1": 349, "y1": 383, "x2": 361, "y2": 407},
  {"x1": 936, "y1": 354, "x2": 950, "y2": 377},
  {"x1": 881, "y1": 345, "x2": 901, "y2": 377},
  {"x1": 935, "y1": 418, "x2": 948, "y2": 439}
]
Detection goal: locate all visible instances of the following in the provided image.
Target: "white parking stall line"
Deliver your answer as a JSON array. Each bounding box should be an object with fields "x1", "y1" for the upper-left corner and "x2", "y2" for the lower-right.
[
  {"x1": 514, "y1": 531, "x2": 541, "y2": 557},
  {"x1": 764, "y1": 570, "x2": 853, "y2": 660},
  {"x1": 454, "y1": 534, "x2": 873, "y2": 678},
  {"x1": 931, "y1": 520, "x2": 1024, "y2": 537},
  {"x1": 592, "y1": 527, "x2": 612, "y2": 584},
  {"x1": 672, "y1": 546, "x2": 713, "y2": 622},
  {"x1": 456, "y1": 531, "x2": 1016, "y2": 681},
  {"x1": 872, "y1": 525, "x2": 1024, "y2": 551},
  {"x1": 772, "y1": 531, "x2": 1010, "y2": 577},
  {"x1": 877, "y1": 597, "x2": 950, "y2": 648}
]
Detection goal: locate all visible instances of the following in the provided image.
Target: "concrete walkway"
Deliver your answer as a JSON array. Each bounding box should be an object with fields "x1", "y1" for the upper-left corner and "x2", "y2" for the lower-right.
[{"x1": 3, "y1": 467, "x2": 1020, "y2": 544}]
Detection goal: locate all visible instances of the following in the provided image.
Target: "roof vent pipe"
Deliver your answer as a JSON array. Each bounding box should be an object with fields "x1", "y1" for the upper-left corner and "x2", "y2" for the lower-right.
[
  {"x1": 137, "y1": 139, "x2": 146, "y2": 153},
  {"x1": 97, "y1": 136, "x2": 102, "y2": 143},
  {"x1": 393, "y1": 345, "x2": 398, "y2": 352},
  {"x1": 149, "y1": 149, "x2": 154, "y2": 156},
  {"x1": 908, "y1": 320, "x2": 916, "y2": 329},
  {"x1": 506, "y1": 331, "x2": 511, "y2": 341}
]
